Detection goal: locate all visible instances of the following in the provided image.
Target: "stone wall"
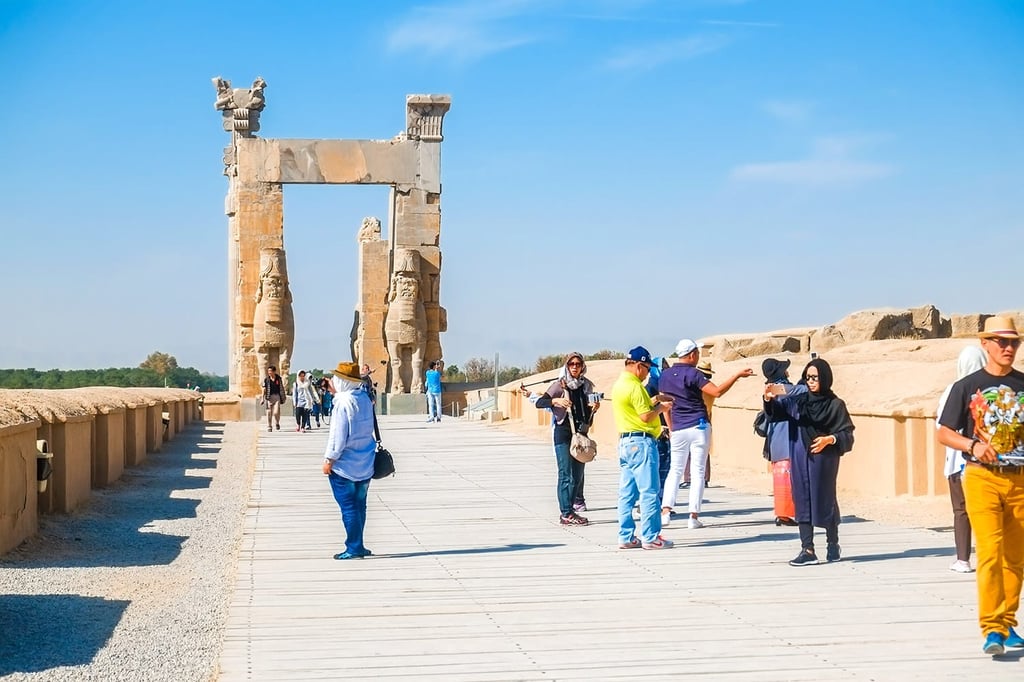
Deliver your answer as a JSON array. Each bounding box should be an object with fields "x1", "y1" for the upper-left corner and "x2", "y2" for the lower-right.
[{"x1": 0, "y1": 389, "x2": 202, "y2": 556}]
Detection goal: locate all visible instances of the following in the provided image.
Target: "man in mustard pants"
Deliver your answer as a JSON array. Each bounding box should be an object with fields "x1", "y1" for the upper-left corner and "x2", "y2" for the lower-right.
[{"x1": 938, "y1": 315, "x2": 1024, "y2": 656}]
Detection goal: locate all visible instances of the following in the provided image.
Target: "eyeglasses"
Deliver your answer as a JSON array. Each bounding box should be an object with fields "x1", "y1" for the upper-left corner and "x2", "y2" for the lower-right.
[
  {"x1": 805, "y1": 374, "x2": 820, "y2": 382},
  {"x1": 988, "y1": 337, "x2": 1021, "y2": 349},
  {"x1": 567, "y1": 361, "x2": 583, "y2": 367}
]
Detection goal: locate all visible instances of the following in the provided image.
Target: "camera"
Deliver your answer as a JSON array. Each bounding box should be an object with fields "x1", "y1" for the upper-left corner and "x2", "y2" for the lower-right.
[{"x1": 587, "y1": 392, "x2": 604, "y2": 404}]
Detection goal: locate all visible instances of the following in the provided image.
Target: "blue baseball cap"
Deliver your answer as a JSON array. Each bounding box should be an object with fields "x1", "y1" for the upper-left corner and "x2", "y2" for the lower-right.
[{"x1": 627, "y1": 346, "x2": 654, "y2": 367}]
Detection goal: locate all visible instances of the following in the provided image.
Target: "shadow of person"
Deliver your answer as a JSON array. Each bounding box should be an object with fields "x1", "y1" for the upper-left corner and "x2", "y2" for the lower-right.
[{"x1": 381, "y1": 542, "x2": 564, "y2": 559}]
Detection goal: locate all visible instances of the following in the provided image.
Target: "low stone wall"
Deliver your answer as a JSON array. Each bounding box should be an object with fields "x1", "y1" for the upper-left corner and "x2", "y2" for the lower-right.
[
  {"x1": 0, "y1": 388, "x2": 203, "y2": 556},
  {"x1": 496, "y1": 385, "x2": 951, "y2": 502}
]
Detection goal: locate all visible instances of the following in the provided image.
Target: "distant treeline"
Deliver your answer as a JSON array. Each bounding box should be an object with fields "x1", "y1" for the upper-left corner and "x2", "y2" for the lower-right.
[{"x1": 0, "y1": 367, "x2": 228, "y2": 391}]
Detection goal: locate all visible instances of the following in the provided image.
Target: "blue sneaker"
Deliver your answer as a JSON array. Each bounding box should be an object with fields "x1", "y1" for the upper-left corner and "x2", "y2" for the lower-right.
[
  {"x1": 1006, "y1": 627, "x2": 1024, "y2": 648},
  {"x1": 983, "y1": 632, "x2": 1005, "y2": 655},
  {"x1": 333, "y1": 550, "x2": 364, "y2": 560}
]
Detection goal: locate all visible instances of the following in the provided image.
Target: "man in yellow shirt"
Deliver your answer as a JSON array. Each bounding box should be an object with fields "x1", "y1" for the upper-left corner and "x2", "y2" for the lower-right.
[{"x1": 612, "y1": 346, "x2": 674, "y2": 550}]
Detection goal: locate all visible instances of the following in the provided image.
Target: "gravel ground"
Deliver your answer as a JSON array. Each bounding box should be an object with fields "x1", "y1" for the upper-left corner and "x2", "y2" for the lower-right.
[{"x1": 0, "y1": 421, "x2": 257, "y2": 681}]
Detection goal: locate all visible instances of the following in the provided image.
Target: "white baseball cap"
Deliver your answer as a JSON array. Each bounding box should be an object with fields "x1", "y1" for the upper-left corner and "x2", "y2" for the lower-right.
[{"x1": 675, "y1": 338, "x2": 698, "y2": 356}]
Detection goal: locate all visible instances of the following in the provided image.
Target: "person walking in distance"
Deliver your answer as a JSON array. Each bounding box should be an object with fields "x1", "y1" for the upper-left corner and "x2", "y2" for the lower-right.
[
  {"x1": 533, "y1": 352, "x2": 600, "y2": 525},
  {"x1": 260, "y1": 365, "x2": 284, "y2": 432},
  {"x1": 292, "y1": 370, "x2": 317, "y2": 432},
  {"x1": 936, "y1": 346, "x2": 987, "y2": 574},
  {"x1": 425, "y1": 361, "x2": 443, "y2": 423},
  {"x1": 612, "y1": 346, "x2": 673, "y2": 550},
  {"x1": 937, "y1": 316, "x2": 1024, "y2": 655},
  {"x1": 322, "y1": 361, "x2": 377, "y2": 560},
  {"x1": 659, "y1": 339, "x2": 753, "y2": 529}
]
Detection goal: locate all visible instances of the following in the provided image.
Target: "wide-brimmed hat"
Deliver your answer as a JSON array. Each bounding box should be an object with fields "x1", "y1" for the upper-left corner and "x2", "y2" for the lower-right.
[
  {"x1": 761, "y1": 358, "x2": 791, "y2": 381},
  {"x1": 979, "y1": 315, "x2": 1020, "y2": 339},
  {"x1": 696, "y1": 359, "x2": 714, "y2": 376},
  {"x1": 331, "y1": 361, "x2": 362, "y2": 382}
]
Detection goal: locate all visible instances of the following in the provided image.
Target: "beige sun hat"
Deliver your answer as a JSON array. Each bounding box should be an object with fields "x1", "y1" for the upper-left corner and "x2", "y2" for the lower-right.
[
  {"x1": 331, "y1": 361, "x2": 362, "y2": 382},
  {"x1": 978, "y1": 315, "x2": 1020, "y2": 339}
]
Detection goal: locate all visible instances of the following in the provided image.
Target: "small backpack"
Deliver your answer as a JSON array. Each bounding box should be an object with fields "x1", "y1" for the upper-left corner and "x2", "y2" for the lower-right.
[{"x1": 753, "y1": 410, "x2": 769, "y2": 438}]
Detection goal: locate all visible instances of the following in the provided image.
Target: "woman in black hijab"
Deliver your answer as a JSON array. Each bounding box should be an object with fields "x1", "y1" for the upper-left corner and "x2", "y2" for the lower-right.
[{"x1": 765, "y1": 358, "x2": 855, "y2": 565}]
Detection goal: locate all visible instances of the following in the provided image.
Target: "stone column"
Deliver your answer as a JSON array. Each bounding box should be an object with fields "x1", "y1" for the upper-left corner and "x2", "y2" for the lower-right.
[
  {"x1": 353, "y1": 217, "x2": 390, "y2": 379},
  {"x1": 386, "y1": 95, "x2": 451, "y2": 391},
  {"x1": 214, "y1": 76, "x2": 285, "y2": 397}
]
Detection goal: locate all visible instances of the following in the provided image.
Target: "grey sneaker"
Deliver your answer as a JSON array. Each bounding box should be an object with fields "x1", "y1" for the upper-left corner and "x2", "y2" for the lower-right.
[{"x1": 789, "y1": 549, "x2": 819, "y2": 566}]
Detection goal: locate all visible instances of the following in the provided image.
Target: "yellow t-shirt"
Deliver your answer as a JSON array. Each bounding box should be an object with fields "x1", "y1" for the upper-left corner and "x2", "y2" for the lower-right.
[{"x1": 611, "y1": 370, "x2": 661, "y2": 437}]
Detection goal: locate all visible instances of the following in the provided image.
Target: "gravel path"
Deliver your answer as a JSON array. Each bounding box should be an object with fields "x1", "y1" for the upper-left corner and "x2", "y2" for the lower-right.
[{"x1": 0, "y1": 421, "x2": 257, "y2": 681}]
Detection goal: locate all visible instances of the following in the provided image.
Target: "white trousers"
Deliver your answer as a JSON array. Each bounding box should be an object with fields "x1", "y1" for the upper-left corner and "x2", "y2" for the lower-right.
[{"x1": 661, "y1": 424, "x2": 711, "y2": 514}]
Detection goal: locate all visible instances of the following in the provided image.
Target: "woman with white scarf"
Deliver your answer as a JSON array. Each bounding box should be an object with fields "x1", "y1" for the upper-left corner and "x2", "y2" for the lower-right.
[
  {"x1": 322, "y1": 361, "x2": 376, "y2": 560},
  {"x1": 533, "y1": 352, "x2": 601, "y2": 526},
  {"x1": 292, "y1": 370, "x2": 319, "y2": 432}
]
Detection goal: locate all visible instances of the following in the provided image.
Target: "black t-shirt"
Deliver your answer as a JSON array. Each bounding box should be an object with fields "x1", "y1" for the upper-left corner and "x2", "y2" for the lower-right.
[
  {"x1": 938, "y1": 368, "x2": 1024, "y2": 455},
  {"x1": 263, "y1": 375, "x2": 283, "y2": 397}
]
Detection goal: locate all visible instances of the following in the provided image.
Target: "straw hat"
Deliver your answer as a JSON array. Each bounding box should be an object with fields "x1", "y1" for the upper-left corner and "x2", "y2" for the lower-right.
[
  {"x1": 696, "y1": 359, "x2": 714, "y2": 377},
  {"x1": 331, "y1": 361, "x2": 362, "y2": 382},
  {"x1": 978, "y1": 315, "x2": 1020, "y2": 339}
]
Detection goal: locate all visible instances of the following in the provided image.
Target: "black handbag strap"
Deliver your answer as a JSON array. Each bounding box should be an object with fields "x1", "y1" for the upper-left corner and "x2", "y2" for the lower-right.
[{"x1": 371, "y1": 406, "x2": 383, "y2": 445}]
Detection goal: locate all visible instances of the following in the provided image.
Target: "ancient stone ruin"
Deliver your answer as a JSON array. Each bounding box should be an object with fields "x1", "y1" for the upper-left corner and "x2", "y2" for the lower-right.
[{"x1": 214, "y1": 76, "x2": 450, "y2": 398}]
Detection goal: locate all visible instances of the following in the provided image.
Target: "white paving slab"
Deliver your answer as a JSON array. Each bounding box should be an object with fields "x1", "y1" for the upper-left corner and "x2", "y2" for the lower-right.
[{"x1": 217, "y1": 416, "x2": 1023, "y2": 680}]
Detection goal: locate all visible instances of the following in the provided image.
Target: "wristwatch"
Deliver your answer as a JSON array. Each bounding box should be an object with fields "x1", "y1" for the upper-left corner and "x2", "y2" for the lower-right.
[{"x1": 964, "y1": 436, "x2": 980, "y2": 458}]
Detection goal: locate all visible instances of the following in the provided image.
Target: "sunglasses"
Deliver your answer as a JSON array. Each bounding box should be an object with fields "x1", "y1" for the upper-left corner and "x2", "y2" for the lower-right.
[
  {"x1": 805, "y1": 374, "x2": 820, "y2": 382},
  {"x1": 988, "y1": 337, "x2": 1021, "y2": 349},
  {"x1": 567, "y1": 361, "x2": 584, "y2": 367}
]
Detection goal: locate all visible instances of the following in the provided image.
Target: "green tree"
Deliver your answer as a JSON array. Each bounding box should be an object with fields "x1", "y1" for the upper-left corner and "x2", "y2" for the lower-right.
[
  {"x1": 462, "y1": 357, "x2": 494, "y2": 382},
  {"x1": 534, "y1": 354, "x2": 563, "y2": 373},
  {"x1": 139, "y1": 351, "x2": 178, "y2": 376},
  {"x1": 586, "y1": 349, "x2": 625, "y2": 361}
]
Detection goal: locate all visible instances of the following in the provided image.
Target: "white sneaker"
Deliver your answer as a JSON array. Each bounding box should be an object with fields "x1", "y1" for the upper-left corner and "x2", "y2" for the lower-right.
[
  {"x1": 688, "y1": 517, "x2": 704, "y2": 529},
  {"x1": 950, "y1": 560, "x2": 974, "y2": 573},
  {"x1": 661, "y1": 511, "x2": 671, "y2": 527}
]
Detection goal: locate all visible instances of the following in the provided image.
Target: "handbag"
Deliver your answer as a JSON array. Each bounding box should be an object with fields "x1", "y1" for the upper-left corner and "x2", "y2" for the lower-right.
[
  {"x1": 370, "y1": 408, "x2": 395, "y2": 479},
  {"x1": 567, "y1": 397, "x2": 598, "y2": 463}
]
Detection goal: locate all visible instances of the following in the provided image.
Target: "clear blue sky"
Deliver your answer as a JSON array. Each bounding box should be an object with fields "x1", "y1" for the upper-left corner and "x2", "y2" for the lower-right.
[{"x1": 2, "y1": 1, "x2": 1021, "y2": 374}]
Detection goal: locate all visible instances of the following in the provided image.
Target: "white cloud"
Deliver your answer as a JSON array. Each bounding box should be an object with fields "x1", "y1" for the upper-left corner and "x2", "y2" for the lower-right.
[
  {"x1": 731, "y1": 135, "x2": 895, "y2": 187},
  {"x1": 760, "y1": 99, "x2": 814, "y2": 124},
  {"x1": 603, "y1": 33, "x2": 731, "y2": 71},
  {"x1": 386, "y1": 0, "x2": 542, "y2": 62}
]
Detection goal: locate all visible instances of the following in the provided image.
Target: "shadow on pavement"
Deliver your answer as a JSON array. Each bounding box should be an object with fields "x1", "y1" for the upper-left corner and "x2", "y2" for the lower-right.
[
  {"x1": 383, "y1": 542, "x2": 564, "y2": 559},
  {"x1": 0, "y1": 594, "x2": 129, "y2": 675},
  {"x1": 847, "y1": 547, "x2": 953, "y2": 563}
]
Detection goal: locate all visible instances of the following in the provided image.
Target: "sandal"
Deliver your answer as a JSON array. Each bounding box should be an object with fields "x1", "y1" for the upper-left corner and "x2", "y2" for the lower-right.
[{"x1": 559, "y1": 512, "x2": 589, "y2": 526}]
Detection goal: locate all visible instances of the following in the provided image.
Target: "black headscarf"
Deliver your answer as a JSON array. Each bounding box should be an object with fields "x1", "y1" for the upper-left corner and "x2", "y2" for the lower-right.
[{"x1": 797, "y1": 358, "x2": 854, "y2": 438}]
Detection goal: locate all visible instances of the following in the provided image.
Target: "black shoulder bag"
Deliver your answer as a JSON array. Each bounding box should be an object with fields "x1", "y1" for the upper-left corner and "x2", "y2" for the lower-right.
[{"x1": 371, "y1": 408, "x2": 395, "y2": 479}]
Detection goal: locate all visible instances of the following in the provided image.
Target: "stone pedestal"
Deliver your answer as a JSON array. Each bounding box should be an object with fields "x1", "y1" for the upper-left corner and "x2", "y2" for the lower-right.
[{"x1": 385, "y1": 393, "x2": 427, "y2": 416}]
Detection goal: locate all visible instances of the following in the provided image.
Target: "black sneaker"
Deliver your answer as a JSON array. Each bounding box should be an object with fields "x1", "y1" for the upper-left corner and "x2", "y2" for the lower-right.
[
  {"x1": 789, "y1": 549, "x2": 819, "y2": 566},
  {"x1": 826, "y1": 543, "x2": 841, "y2": 563}
]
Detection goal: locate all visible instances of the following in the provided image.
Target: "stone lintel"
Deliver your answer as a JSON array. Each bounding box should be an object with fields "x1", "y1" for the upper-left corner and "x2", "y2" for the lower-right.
[{"x1": 237, "y1": 138, "x2": 437, "y2": 190}]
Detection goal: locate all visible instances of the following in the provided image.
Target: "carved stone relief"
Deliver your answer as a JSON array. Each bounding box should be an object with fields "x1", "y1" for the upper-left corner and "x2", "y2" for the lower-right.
[{"x1": 253, "y1": 247, "x2": 295, "y2": 392}]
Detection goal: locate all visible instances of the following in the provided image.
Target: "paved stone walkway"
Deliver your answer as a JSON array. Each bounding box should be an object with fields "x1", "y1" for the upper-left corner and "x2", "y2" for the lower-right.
[{"x1": 218, "y1": 416, "x2": 1022, "y2": 681}]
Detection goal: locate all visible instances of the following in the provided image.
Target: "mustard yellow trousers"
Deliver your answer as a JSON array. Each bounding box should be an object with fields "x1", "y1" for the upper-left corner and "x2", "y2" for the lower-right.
[{"x1": 963, "y1": 463, "x2": 1024, "y2": 637}]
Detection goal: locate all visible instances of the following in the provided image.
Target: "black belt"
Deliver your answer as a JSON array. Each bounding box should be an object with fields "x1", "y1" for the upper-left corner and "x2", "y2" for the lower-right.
[
  {"x1": 966, "y1": 461, "x2": 1024, "y2": 475},
  {"x1": 619, "y1": 431, "x2": 654, "y2": 439}
]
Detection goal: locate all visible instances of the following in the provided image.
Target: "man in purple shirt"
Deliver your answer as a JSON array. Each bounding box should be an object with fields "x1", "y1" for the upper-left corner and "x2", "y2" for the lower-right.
[{"x1": 658, "y1": 339, "x2": 753, "y2": 529}]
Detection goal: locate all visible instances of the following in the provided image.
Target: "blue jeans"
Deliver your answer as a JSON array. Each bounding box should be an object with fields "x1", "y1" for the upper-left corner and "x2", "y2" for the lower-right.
[
  {"x1": 327, "y1": 473, "x2": 370, "y2": 555},
  {"x1": 427, "y1": 392, "x2": 442, "y2": 421},
  {"x1": 554, "y1": 442, "x2": 585, "y2": 516},
  {"x1": 618, "y1": 434, "x2": 661, "y2": 544}
]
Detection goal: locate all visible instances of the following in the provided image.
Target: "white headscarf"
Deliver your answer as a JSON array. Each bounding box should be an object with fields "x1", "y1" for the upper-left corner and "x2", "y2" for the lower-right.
[
  {"x1": 956, "y1": 346, "x2": 987, "y2": 380},
  {"x1": 559, "y1": 353, "x2": 587, "y2": 391}
]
